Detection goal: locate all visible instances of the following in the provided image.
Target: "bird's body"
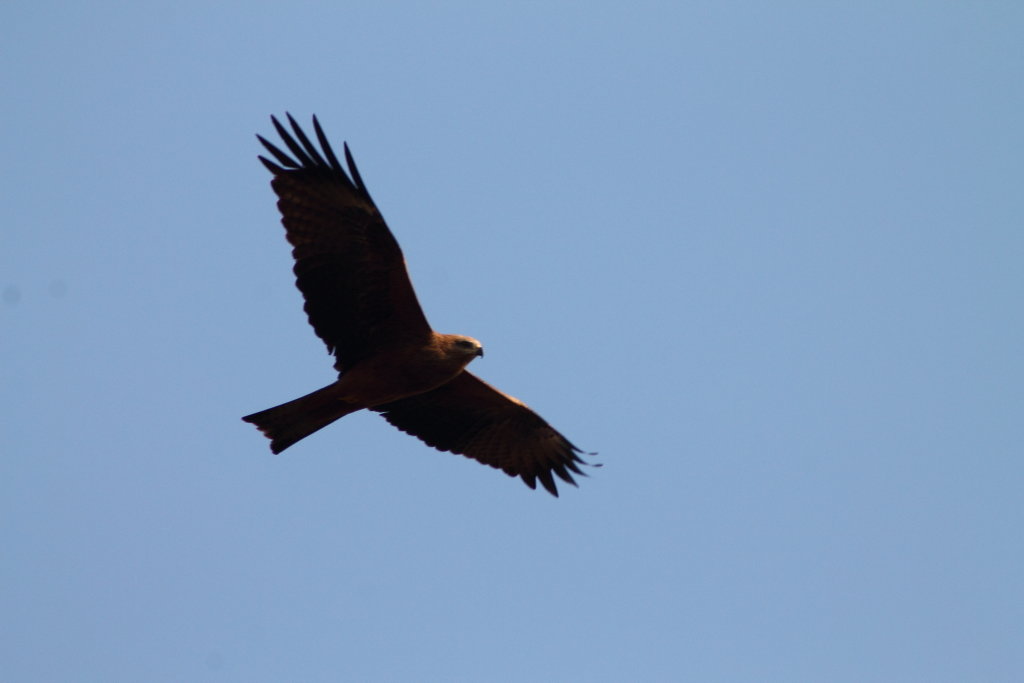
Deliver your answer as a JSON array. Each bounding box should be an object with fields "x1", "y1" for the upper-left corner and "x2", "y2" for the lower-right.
[
  {"x1": 330, "y1": 332, "x2": 485, "y2": 408},
  {"x1": 243, "y1": 115, "x2": 591, "y2": 495}
]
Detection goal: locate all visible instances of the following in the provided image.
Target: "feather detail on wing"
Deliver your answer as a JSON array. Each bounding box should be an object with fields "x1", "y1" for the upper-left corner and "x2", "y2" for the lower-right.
[
  {"x1": 372, "y1": 372, "x2": 592, "y2": 496},
  {"x1": 257, "y1": 114, "x2": 432, "y2": 372}
]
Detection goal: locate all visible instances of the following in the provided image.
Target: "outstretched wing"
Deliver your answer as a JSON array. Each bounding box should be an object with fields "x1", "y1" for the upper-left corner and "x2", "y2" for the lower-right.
[
  {"x1": 372, "y1": 372, "x2": 592, "y2": 496},
  {"x1": 257, "y1": 114, "x2": 432, "y2": 372}
]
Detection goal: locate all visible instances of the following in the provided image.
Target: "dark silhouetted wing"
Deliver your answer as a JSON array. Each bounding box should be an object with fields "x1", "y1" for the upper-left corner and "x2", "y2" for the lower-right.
[
  {"x1": 257, "y1": 114, "x2": 432, "y2": 372},
  {"x1": 373, "y1": 372, "x2": 591, "y2": 496}
]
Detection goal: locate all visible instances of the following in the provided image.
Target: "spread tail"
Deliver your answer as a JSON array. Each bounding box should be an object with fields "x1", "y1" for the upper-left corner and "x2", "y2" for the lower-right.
[{"x1": 243, "y1": 382, "x2": 362, "y2": 454}]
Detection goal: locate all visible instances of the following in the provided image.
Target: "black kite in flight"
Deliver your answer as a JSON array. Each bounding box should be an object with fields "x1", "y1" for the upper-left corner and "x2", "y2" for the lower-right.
[{"x1": 242, "y1": 114, "x2": 591, "y2": 495}]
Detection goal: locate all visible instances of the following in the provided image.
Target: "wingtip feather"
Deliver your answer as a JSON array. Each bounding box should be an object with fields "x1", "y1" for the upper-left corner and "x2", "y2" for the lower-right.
[
  {"x1": 286, "y1": 113, "x2": 328, "y2": 167},
  {"x1": 313, "y1": 116, "x2": 344, "y2": 172},
  {"x1": 536, "y1": 470, "x2": 560, "y2": 497},
  {"x1": 343, "y1": 142, "x2": 368, "y2": 191}
]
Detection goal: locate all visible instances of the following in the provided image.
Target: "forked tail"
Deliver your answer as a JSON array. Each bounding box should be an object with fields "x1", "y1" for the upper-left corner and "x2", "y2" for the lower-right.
[{"x1": 243, "y1": 382, "x2": 362, "y2": 454}]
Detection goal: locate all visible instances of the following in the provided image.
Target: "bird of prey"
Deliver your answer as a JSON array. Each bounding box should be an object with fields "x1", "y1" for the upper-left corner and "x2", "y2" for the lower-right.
[{"x1": 242, "y1": 114, "x2": 591, "y2": 495}]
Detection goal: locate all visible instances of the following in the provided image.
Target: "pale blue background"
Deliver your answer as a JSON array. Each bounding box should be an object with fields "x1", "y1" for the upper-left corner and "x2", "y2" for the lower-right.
[{"x1": 3, "y1": 2, "x2": 1022, "y2": 681}]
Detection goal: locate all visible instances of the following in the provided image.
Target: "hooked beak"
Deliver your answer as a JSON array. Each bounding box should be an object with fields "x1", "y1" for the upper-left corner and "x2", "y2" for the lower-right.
[{"x1": 476, "y1": 347, "x2": 484, "y2": 358}]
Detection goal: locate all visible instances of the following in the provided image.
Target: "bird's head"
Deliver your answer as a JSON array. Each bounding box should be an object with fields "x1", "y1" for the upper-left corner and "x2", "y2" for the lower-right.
[{"x1": 447, "y1": 335, "x2": 484, "y2": 360}]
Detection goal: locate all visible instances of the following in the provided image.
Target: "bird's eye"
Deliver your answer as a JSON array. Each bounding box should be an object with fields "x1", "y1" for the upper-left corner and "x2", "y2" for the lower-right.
[{"x1": 457, "y1": 340, "x2": 474, "y2": 348}]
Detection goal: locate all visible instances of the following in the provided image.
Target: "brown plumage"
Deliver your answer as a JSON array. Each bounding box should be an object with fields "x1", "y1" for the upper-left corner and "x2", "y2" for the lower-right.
[{"x1": 242, "y1": 114, "x2": 592, "y2": 495}]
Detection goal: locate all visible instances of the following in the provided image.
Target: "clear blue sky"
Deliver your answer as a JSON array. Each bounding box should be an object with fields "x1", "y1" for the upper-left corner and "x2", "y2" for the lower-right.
[{"x1": 3, "y1": 2, "x2": 1022, "y2": 681}]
